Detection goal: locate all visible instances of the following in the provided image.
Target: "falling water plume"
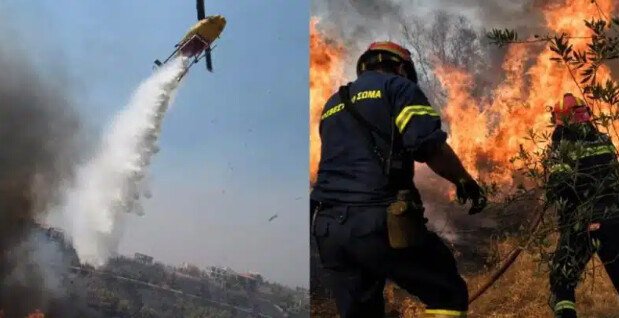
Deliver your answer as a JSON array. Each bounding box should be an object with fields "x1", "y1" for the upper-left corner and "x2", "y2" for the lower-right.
[{"x1": 55, "y1": 56, "x2": 190, "y2": 267}]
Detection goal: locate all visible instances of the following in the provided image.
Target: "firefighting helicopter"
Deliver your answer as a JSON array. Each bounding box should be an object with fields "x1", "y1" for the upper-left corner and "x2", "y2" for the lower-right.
[{"x1": 153, "y1": 0, "x2": 226, "y2": 81}]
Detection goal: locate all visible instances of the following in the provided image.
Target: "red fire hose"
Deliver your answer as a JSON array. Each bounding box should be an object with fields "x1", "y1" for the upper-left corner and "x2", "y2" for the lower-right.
[{"x1": 468, "y1": 207, "x2": 547, "y2": 304}]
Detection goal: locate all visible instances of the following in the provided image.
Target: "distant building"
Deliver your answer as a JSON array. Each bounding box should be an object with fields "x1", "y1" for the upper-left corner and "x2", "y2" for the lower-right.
[
  {"x1": 42, "y1": 226, "x2": 75, "y2": 250},
  {"x1": 247, "y1": 271, "x2": 264, "y2": 283},
  {"x1": 134, "y1": 253, "x2": 154, "y2": 264},
  {"x1": 46, "y1": 227, "x2": 65, "y2": 242},
  {"x1": 31, "y1": 224, "x2": 78, "y2": 265},
  {"x1": 208, "y1": 266, "x2": 227, "y2": 279},
  {"x1": 236, "y1": 273, "x2": 258, "y2": 291}
]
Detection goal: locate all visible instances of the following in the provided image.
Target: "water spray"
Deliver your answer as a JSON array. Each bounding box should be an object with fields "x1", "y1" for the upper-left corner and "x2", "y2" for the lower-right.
[{"x1": 55, "y1": 56, "x2": 190, "y2": 267}]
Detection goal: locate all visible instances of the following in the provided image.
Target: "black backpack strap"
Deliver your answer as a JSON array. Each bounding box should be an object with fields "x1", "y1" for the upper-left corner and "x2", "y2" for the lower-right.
[
  {"x1": 338, "y1": 83, "x2": 391, "y2": 166},
  {"x1": 338, "y1": 84, "x2": 391, "y2": 141}
]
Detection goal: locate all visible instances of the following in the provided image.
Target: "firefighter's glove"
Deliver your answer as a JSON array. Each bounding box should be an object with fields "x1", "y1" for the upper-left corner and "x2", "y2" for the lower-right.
[{"x1": 456, "y1": 178, "x2": 487, "y2": 215}]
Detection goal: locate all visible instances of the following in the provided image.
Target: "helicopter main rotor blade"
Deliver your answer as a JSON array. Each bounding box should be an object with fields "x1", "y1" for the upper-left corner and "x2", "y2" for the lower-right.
[{"x1": 196, "y1": 0, "x2": 206, "y2": 20}]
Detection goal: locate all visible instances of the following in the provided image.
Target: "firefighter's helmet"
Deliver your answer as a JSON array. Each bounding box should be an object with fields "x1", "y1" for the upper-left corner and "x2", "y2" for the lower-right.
[
  {"x1": 356, "y1": 41, "x2": 418, "y2": 83},
  {"x1": 551, "y1": 93, "x2": 591, "y2": 125}
]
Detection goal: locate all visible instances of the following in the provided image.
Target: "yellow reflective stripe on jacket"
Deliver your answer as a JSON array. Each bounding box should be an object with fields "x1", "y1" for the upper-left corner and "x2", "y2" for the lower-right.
[
  {"x1": 423, "y1": 309, "x2": 467, "y2": 317},
  {"x1": 569, "y1": 145, "x2": 615, "y2": 160},
  {"x1": 554, "y1": 300, "x2": 575, "y2": 312},
  {"x1": 550, "y1": 163, "x2": 572, "y2": 173},
  {"x1": 395, "y1": 105, "x2": 439, "y2": 132}
]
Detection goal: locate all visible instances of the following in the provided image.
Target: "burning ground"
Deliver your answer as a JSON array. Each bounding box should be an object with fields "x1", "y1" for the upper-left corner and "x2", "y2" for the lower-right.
[{"x1": 310, "y1": 0, "x2": 619, "y2": 317}]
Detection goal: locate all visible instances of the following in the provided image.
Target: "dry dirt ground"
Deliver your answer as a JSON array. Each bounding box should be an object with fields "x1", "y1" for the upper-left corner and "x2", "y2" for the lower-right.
[
  {"x1": 310, "y1": 197, "x2": 619, "y2": 318},
  {"x1": 312, "y1": 240, "x2": 619, "y2": 318}
]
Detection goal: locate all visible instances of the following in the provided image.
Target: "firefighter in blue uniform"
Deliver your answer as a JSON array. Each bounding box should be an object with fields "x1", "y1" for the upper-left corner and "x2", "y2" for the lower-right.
[
  {"x1": 545, "y1": 93, "x2": 619, "y2": 318},
  {"x1": 310, "y1": 41, "x2": 487, "y2": 318}
]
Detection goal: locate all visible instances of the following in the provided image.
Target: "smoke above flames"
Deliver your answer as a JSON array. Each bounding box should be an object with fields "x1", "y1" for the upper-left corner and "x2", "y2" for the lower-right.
[{"x1": 310, "y1": 0, "x2": 555, "y2": 78}]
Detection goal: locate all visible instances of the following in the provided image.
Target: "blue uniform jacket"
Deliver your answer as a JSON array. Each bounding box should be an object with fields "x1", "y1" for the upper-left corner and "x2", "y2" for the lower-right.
[{"x1": 311, "y1": 71, "x2": 447, "y2": 205}]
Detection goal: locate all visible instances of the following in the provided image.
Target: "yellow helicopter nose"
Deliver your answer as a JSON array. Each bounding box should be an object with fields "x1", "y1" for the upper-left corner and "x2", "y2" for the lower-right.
[{"x1": 212, "y1": 15, "x2": 226, "y2": 29}]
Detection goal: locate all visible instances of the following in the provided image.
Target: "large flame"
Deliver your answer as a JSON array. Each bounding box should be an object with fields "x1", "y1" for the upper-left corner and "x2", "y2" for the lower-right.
[
  {"x1": 439, "y1": 0, "x2": 616, "y2": 185},
  {"x1": 0, "y1": 309, "x2": 45, "y2": 318},
  {"x1": 309, "y1": 1, "x2": 617, "y2": 188},
  {"x1": 309, "y1": 18, "x2": 346, "y2": 184}
]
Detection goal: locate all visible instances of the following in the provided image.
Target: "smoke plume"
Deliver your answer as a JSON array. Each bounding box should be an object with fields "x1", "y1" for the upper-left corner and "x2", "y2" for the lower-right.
[
  {"x1": 0, "y1": 21, "x2": 92, "y2": 316},
  {"x1": 0, "y1": 15, "x2": 188, "y2": 315}
]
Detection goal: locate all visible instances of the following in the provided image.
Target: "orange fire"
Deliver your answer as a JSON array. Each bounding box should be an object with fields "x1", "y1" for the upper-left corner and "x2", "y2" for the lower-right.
[
  {"x1": 26, "y1": 309, "x2": 44, "y2": 318},
  {"x1": 309, "y1": 17, "x2": 346, "y2": 184},
  {"x1": 309, "y1": 0, "x2": 618, "y2": 189},
  {"x1": 439, "y1": 0, "x2": 617, "y2": 185},
  {"x1": 0, "y1": 309, "x2": 45, "y2": 318}
]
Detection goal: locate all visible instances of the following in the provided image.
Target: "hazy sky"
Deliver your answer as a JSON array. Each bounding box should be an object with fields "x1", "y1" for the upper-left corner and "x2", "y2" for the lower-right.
[{"x1": 1, "y1": 0, "x2": 309, "y2": 288}]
